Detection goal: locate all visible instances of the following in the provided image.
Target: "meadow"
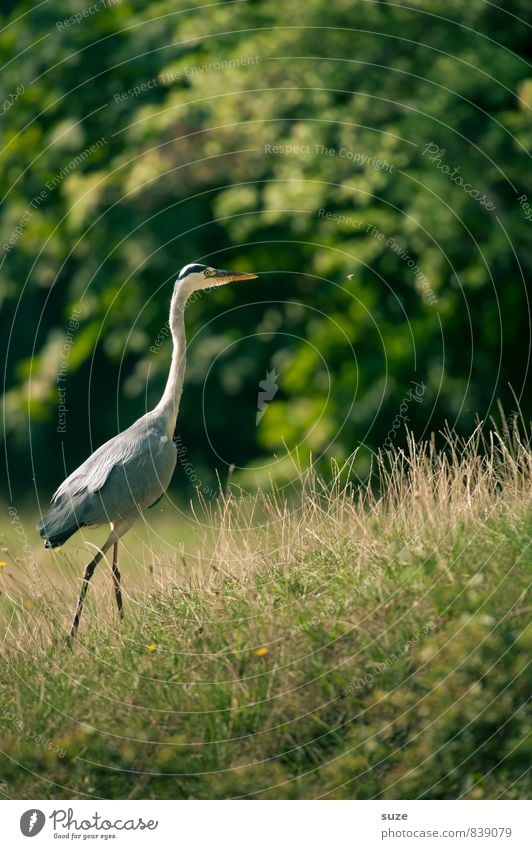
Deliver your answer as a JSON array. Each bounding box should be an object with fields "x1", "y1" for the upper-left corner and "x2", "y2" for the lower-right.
[{"x1": 0, "y1": 424, "x2": 530, "y2": 800}]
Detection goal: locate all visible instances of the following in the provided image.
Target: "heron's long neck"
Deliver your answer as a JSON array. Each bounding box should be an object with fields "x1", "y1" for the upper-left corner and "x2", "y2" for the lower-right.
[{"x1": 154, "y1": 287, "x2": 188, "y2": 437}]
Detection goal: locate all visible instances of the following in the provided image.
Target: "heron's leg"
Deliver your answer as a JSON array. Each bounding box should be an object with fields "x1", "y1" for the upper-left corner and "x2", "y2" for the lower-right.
[
  {"x1": 111, "y1": 541, "x2": 124, "y2": 620},
  {"x1": 69, "y1": 549, "x2": 105, "y2": 638},
  {"x1": 69, "y1": 518, "x2": 133, "y2": 638}
]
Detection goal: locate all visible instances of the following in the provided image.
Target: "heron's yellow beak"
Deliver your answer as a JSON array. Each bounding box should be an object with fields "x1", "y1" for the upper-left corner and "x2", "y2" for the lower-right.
[{"x1": 213, "y1": 269, "x2": 258, "y2": 285}]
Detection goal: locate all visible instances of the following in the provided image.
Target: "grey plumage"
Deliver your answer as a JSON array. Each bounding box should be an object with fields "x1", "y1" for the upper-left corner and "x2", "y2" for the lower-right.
[
  {"x1": 37, "y1": 413, "x2": 177, "y2": 548},
  {"x1": 37, "y1": 261, "x2": 258, "y2": 637}
]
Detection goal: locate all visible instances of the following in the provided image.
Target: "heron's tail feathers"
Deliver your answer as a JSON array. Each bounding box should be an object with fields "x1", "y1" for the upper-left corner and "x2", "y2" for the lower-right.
[{"x1": 37, "y1": 502, "x2": 85, "y2": 550}]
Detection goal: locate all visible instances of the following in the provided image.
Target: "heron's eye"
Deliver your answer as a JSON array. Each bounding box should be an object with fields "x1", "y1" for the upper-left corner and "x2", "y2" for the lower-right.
[{"x1": 204, "y1": 267, "x2": 215, "y2": 277}]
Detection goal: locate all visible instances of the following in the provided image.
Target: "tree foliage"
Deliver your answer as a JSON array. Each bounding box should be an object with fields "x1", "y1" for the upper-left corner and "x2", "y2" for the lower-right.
[{"x1": 1, "y1": 0, "x2": 530, "y2": 499}]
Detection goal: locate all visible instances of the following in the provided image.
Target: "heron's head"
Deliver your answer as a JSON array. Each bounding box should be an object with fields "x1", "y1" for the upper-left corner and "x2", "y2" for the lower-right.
[{"x1": 176, "y1": 263, "x2": 258, "y2": 297}]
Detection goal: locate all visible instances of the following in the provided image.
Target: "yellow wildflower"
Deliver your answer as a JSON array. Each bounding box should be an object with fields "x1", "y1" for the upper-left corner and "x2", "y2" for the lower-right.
[
  {"x1": 0, "y1": 562, "x2": 6, "y2": 568},
  {"x1": 255, "y1": 646, "x2": 269, "y2": 657},
  {"x1": 147, "y1": 642, "x2": 158, "y2": 653}
]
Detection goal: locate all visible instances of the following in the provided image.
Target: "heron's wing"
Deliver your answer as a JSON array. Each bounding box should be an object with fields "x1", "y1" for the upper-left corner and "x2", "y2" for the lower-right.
[
  {"x1": 81, "y1": 442, "x2": 176, "y2": 527},
  {"x1": 51, "y1": 425, "x2": 146, "y2": 502},
  {"x1": 39, "y1": 418, "x2": 177, "y2": 545},
  {"x1": 51, "y1": 418, "x2": 177, "y2": 518}
]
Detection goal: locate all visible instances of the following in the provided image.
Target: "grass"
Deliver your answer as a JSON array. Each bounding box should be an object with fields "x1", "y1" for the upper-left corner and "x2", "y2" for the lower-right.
[{"x1": 0, "y1": 425, "x2": 530, "y2": 799}]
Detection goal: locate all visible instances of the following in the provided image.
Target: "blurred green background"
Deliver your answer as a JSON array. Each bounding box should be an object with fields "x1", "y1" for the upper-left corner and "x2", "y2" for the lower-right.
[{"x1": 1, "y1": 0, "x2": 530, "y2": 505}]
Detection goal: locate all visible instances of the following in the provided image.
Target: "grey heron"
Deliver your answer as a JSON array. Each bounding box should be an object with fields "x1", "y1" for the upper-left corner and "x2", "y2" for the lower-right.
[{"x1": 37, "y1": 263, "x2": 258, "y2": 637}]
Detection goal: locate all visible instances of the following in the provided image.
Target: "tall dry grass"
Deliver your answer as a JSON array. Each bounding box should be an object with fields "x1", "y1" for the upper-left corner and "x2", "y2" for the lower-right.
[
  {"x1": 187, "y1": 419, "x2": 531, "y2": 592},
  {"x1": 0, "y1": 421, "x2": 530, "y2": 799}
]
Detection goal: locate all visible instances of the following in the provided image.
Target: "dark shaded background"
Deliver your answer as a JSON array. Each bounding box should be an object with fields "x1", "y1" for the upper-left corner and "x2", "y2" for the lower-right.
[{"x1": 1, "y1": 0, "x2": 530, "y2": 504}]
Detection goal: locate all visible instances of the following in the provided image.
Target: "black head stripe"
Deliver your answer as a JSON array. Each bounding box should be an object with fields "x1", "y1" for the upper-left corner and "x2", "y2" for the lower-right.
[{"x1": 178, "y1": 263, "x2": 207, "y2": 280}]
